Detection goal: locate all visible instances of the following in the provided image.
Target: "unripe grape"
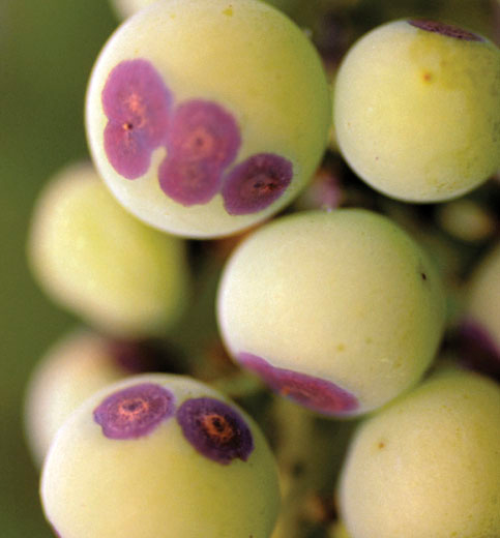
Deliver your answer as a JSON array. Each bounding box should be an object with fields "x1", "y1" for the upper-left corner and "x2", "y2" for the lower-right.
[
  {"x1": 41, "y1": 373, "x2": 280, "y2": 538},
  {"x1": 339, "y1": 370, "x2": 500, "y2": 538},
  {"x1": 467, "y1": 240, "x2": 500, "y2": 351},
  {"x1": 217, "y1": 209, "x2": 446, "y2": 417},
  {"x1": 334, "y1": 19, "x2": 500, "y2": 202},
  {"x1": 111, "y1": 0, "x2": 299, "y2": 20},
  {"x1": 24, "y1": 330, "x2": 182, "y2": 465},
  {"x1": 28, "y1": 161, "x2": 190, "y2": 337},
  {"x1": 86, "y1": 0, "x2": 331, "y2": 237}
]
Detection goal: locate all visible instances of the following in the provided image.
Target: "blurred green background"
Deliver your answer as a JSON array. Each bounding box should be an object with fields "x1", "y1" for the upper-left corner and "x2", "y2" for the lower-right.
[{"x1": 1, "y1": 2, "x2": 116, "y2": 535}]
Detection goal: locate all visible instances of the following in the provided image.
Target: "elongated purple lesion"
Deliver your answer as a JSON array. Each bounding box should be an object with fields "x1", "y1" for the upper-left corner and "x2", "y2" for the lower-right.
[
  {"x1": 102, "y1": 59, "x2": 172, "y2": 179},
  {"x1": 159, "y1": 99, "x2": 241, "y2": 206},
  {"x1": 176, "y1": 397, "x2": 254, "y2": 464},
  {"x1": 93, "y1": 383, "x2": 175, "y2": 439},
  {"x1": 408, "y1": 20, "x2": 483, "y2": 41},
  {"x1": 238, "y1": 352, "x2": 358, "y2": 416},
  {"x1": 222, "y1": 153, "x2": 293, "y2": 215}
]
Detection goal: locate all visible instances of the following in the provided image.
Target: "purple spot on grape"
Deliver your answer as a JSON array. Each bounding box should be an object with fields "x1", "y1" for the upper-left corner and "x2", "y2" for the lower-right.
[
  {"x1": 93, "y1": 383, "x2": 175, "y2": 440},
  {"x1": 239, "y1": 353, "x2": 358, "y2": 416},
  {"x1": 158, "y1": 156, "x2": 223, "y2": 206},
  {"x1": 408, "y1": 20, "x2": 483, "y2": 41},
  {"x1": 456, "y1": 319, "x2": 500, "y2": 382},
  {"x1": 102, "y1": 59, "x2": 172, "y2": 179},
  {"x1": 222, "y1": 153, "x2": 293, "y2": 215},
  {"x1": 167, "y1": 100, "x2": 241, "y2": 167},
  {"x1": 176, "y1": 397, "x2": 254, "y2": 464}
]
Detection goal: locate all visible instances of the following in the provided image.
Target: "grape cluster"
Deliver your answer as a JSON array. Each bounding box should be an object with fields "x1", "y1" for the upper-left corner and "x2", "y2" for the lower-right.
[{"x1": 17, "y1": 1, "x2": 500, "y2": 538}]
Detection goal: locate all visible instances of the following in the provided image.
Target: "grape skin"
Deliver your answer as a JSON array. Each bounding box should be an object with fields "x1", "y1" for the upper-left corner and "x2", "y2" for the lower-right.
[
  {"x1": 41, "y1": 374, "x2": 280, "y2": 538},
  {"x1": 334, "y1": 19, "x2": 500, "y2": 202},
  {"x1": 339, "y1": 370, "x2": 500, "y2": 538},
  {"x1": 27, "y1": 162, "x2": 190, "y2": 337},
  {"x1": 217, "y1": 209, "x2": 446, "y2": 416},
  {"x1": 86, "y1": 0, "x2": 331, "y2": 237}
]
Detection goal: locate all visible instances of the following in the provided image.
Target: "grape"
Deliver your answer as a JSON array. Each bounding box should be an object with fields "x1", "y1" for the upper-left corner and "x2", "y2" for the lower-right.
[
  {"x1": 467, "y1": 240, "x2": 500, "y2": 352},
  {"x1": 86, "y1": 0, "x2": 331, "y2": 238},
  {"x1": 217, "y1": 209, "x2": 446, "y2": 417},
  {"x1": 334, "y1": 19, "x2": 500, "y2": 202},
  {"x1": 338, "y1": 369, "x2": 500, "y2": 538},
  {"x1": 40, "y1": 374, "x2": 280, "y2": 538},
  {"x1": 27, "y1": 161, "x2": 190, "y2": 337},
  {"x1": 110, "y1": 0, "x2": 300, "y2": 21},
  {"x1": 24, "y1": 330, "x2": 183, "y2": 465}
]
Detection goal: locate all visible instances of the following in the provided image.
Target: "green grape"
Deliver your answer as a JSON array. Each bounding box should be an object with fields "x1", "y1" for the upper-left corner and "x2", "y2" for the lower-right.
[
  {"x1": 27, "y1": 161, "x2": 190, "y2": 337},
  {"x1": 467, "y1": 240, "x2": 500, "y2": 350},
  {"x1": 217, "y1": 209, "x2": 446, "y2": 417},
  {"x1": 24, "y1": 331, "x2": 129, "y2": 465},
  {"x1": 41, "y1": 373, "x2": 280, "y2": 538},
  {"x1": 110, "y1": 0, "x2": 300, "y2": 20},
  {"x1": 86, "y1": 0, "x2": 331, "y2": 238},
  {"x1": 24, "y1": 330, "x2": 181, "y2": 465},
  {"x1": 334, "y1": 19, "x2": 500, "y2": 202},
  {"x1": 338, "y1": 370, "x2": 500, "y2": 538}
]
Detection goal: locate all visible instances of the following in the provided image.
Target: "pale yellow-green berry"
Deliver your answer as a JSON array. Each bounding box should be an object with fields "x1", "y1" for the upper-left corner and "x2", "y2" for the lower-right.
[
  {"x1": 339, "y1": 369, "x2": 500, "y2": 538},
  {"x1": 334, "y1": 19, "x2": 500, "y2": 202},
  {"x1": 87, "y1": 0, "x2": 331, "y2": 238},
  {"x1": 217, "y1": 209, "x2": 446, "y2": 416},
  {"x1": 24, "y1": 330, "x2": 129, "y2": 465},
  {"x1": 41, "y1": 374, "x2": 280, "y2": 538},
  {"x1": 28, "y1": 161, "x2": 190, "y2": 337},
  {"x1": 467, "y1": 240, "x2": 500, "y2": 349}
]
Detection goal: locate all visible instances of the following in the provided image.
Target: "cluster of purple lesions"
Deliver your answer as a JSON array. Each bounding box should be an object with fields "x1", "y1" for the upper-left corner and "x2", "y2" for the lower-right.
[
  {"x1": 102, "y1": 58, "x2": 293, "y2": 215},
  {"x1": 238, "y1": 353, "x2": 358, "y2": 417},
  {"x1": 92, "y1": 383, "x2": 253, "y2": 464}
]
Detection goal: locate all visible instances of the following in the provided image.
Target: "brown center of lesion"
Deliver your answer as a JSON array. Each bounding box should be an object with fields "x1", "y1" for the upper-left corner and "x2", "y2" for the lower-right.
[
  {"x1": 201, "y1": 413, "x2": 235, "y2": 443},
  {"x1": 118, "y1": 398, "x2": 149, "y2": 420}
]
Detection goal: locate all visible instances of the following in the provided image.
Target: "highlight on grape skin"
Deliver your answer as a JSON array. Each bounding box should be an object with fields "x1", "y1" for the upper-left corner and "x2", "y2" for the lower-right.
[
  {"x1": 239, "y1": 352, "x2": 358, "y2": 416},
  {"x1": 102, "y1": 59, "x2": 172, "y2": 179},
  {"x1": 222, "y1": 153, "x2": 293, "y2": 215},
  {"x1": 217, "y1": 209, "x2": 447, "y2": 416},
  {"x1": 176, "y1": 397, "x2": 254, "y2": 464},
  {"x1": 334, "y1": 18, "x2": 500, "y2": 202},
  {"x1": 40, "y1": 374, "x2": 281, "y2": 538},
  {"x1": 93, "y1": 382, "x2": 176, "y2": 439},
  {"x1": 86, "y1": 0, "x2": 332, "y2": 237}
]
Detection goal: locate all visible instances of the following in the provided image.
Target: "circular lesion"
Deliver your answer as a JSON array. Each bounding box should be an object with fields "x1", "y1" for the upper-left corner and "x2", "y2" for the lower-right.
[
  {"x1": 176, "y1": 397, "x2": 254, "y2": 464},
  {"x1": 93, "y1": 383, "x2": 176, "y2": 440}
]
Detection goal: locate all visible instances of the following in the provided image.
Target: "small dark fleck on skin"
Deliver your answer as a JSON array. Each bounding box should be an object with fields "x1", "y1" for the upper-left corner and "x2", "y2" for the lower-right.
[
  {"x1": 408, "y1": 19, "x2": 483, "y2": 42},
  {"x1": 420, "y1": 271, "x2": 428, "y2": 281},
  {"x1": 222, "y1": 153, "x2": 293, "y2": 215},
  {"x1": 422, "y1": 71, "x2": 432, "y2": 82},
  {"x1": 102, "y1": 59, "x2": 172, "y2": 179},
  {"x1": 158, "y1": 156, "x2": 223, "y2": 206},
  {"x1": 176, "y1": 397, "x2": 254, "y2": 464},
  {"x1": 238, "y1": 353, "x2": 359, "y2": 416},
  {"x1": 93, "y1": 383, "x2": 175, "y2": 440},
  {"x1": 378, "y1": 441, "x2": 386, "y2": 449}
]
